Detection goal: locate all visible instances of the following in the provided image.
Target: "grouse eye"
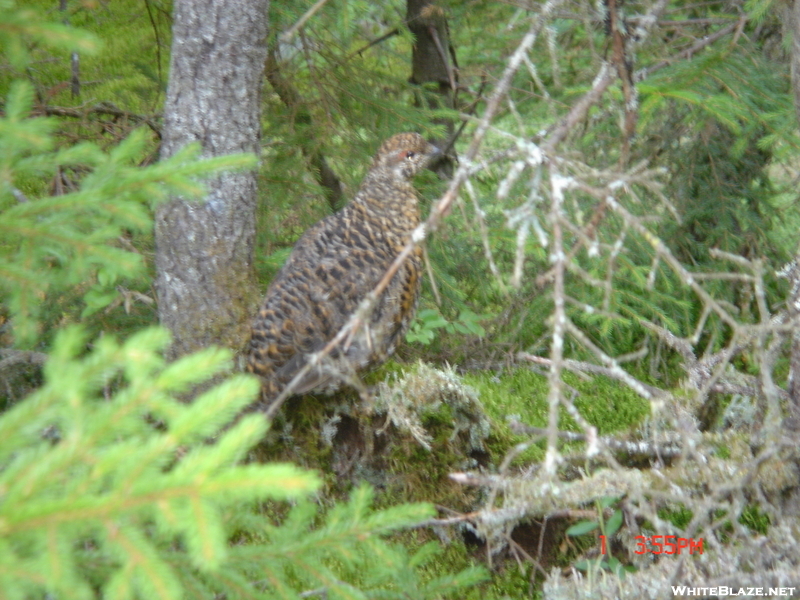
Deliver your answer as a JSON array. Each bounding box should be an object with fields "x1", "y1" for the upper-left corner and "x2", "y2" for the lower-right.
[{"x1": 405, "y1": 151, "x2": 416, "y2": 159}]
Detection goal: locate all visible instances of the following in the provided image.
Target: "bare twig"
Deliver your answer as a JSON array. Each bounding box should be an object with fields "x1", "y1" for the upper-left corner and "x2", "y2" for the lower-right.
[
  {"x1": 508, "y1": 419, "x2": 682, "y2": 460},
  {"x1": 40, "y1": 104, "x2": 161, "y2": 136},
  {"x1": 635, "y1": 18, "x2": 745, "y2": 81},
  {"x1": 0, "y1": 349, "x2": 48, "y2": 372},
  {"x1": 279, "y1": 0, "x2": 333, "y2": 43},
  {"x1": 346, "y1": 28, "x2": 400, "y2": 60}
]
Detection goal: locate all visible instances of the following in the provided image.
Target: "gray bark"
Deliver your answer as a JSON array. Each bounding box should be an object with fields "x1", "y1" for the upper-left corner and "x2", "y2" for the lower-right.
[{"x1": 155, "y1": 0, "x2": 268, "y2": 358}]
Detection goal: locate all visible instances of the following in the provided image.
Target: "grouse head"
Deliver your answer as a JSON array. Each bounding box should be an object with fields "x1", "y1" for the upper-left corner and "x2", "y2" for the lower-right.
[{"x1": 370, "y1": 132, "x2": 441, "y2": 181}]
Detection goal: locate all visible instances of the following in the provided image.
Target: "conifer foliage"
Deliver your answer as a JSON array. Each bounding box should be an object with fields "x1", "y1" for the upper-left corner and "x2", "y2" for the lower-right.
[
  {"x1": 0, "y1": 326, "x2": 485, "y2": 598},
  {"x1": 0, "y1": 79, "x2": 254, "y2": 347},
  {"x1": 0, "y1": 325, "x2": 310, "y2": 596}
]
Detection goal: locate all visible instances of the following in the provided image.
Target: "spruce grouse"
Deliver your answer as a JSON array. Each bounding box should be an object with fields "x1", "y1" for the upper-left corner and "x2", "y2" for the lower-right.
[{"x1": 247, "y1": 132, "x2": 440, "y2": 405}]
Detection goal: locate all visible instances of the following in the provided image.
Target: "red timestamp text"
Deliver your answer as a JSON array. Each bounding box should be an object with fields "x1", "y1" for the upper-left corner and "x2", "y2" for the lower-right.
[{"x1": 599, "y1": 535, "x2": 703, "y2": 555}]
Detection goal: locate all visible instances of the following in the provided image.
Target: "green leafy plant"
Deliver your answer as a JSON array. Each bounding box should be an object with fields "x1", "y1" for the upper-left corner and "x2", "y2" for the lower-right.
[
  {"x1": 407, "y1": 308, "x2": 488, "y2": 346},
  {"x1": 567, "y1": 496, "x2": 633, "y2": 579}
]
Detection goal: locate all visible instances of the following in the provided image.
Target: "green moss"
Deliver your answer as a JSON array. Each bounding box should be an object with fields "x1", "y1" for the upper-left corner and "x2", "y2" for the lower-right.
[
  {"x1": 570, "y1": 373, "x2": 651, "y2": 433},
  {"x1": 657, "y1": 505, "x2": 693, "y2": 529},
  {"x1": 463, "y1": 367, "x2": 650, "y2": 465},
  {"x1": 739, "y1": 504, "x2": 770, "y2": 535},
  {"x1": 8, "y1": 0, "x2": 169, "y2": 114},
  {"x1": 715, "y1": 444, "x2": 732, "y2": 459},
  {"x1": 466, "y1": 368, "x2": 550, "y2": 429},
  {"x1": 400, "y1": 531, "x2": 539, "y2": 600}
]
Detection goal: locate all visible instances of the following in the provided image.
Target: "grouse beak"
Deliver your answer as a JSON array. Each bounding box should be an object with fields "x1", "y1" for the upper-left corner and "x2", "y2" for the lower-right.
[{"x1": 425, "y1": 143, "x2": 445, "y2": 171}]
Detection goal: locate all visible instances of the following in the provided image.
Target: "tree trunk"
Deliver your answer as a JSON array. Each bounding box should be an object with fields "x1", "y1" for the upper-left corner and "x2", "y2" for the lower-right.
[
  {"x1": 155, "y1": 0, "x2": 268, "y2": 358},
  {"x1": 406, "y1": 0, "x2": 457, "y2": 175}
]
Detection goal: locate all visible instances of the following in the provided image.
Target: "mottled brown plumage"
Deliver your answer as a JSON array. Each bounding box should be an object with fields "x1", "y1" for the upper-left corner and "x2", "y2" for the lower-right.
[{"x1": 247, "y1": 133, "x2": 439, "y2": 405}]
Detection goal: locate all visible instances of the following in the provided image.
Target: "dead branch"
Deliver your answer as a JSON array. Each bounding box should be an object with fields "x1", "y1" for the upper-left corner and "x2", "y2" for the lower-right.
[
  {"x1": 0, "y1": 349, "x2": 48, "y2": 373},
  {"x1": 38, "y1": 104, "x2": 161, "y2": 137}
]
